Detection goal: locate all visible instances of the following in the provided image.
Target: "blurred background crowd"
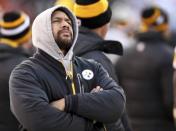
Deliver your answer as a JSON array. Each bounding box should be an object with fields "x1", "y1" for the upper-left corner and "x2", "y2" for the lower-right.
[
  {"x1": 1, "y1": 0, "x2": 176, "y2": 131},
  {"x1": 1, "y1": 0, "x2": 176, "y2": 49}
]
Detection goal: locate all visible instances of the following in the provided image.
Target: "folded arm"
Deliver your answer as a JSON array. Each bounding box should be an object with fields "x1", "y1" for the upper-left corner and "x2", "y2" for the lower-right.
[
  {"x1": 51, "y1": 63, "x2": 126, "y2": 123},
  {"x1": 9, "y1": 65, "x2": 91, "y2": 131}
]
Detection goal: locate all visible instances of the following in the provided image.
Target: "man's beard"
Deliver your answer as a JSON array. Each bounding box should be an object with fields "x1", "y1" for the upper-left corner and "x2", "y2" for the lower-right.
[{"x1": 55, "y1": 31, "x2": 73, "y2": 53}]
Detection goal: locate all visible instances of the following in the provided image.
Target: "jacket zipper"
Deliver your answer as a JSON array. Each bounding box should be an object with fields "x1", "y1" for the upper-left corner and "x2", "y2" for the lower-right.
[
  {"x1": 77, "y1": 73, "x2": 84, "y2": 94},
  {"x1": 65, "y1": 62, "x2": 76, "y2": 95}
]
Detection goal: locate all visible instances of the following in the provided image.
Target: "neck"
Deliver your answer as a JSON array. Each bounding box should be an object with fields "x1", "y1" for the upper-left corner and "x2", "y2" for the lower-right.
[
  {"x1": 91, "y1": 28, "x2": 104, "y2": 39},
  {"x1": 61, "y1": 49, "x2": 66, "y2": 56},
  {"x1": 90, "y1": 24, "x2": 108, "y2": 39}
]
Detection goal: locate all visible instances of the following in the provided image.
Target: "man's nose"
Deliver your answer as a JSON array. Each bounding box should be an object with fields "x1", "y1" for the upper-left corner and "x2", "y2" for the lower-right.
[{"x1": 61, "y1": 20, "x2": 69, "y2": 28}]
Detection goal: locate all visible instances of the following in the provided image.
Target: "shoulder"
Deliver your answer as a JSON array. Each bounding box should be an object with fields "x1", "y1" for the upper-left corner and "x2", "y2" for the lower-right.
[
  {"x1": 11, "y1": 57, "x2": 40, "y2": 78},
  {"x1": 74, "y1": 56, "x2": 107, "y2": 76},
  {"x1": 81, "y1": 50, "x2": 110, "y2": 63},
  {"x1": 74, "y1": 56, "x2": 100, "y2": 68},
  {"x1": 15, "y1": 57, "x2": 38, "y2": 69}
]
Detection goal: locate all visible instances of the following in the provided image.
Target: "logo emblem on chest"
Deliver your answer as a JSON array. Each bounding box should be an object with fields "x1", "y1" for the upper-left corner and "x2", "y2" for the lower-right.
[{"x1": 82, "y1": 69, "x2": 94, "y2": 80}]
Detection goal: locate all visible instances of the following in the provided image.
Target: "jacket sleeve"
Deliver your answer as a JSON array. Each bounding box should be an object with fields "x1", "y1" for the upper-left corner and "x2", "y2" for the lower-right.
[
  {"x1": 65, "y1": 62, "x2": 126, "y2": 123},
  {"x1": 9, "y1": 65, "x2": 91, "y2": 131}
]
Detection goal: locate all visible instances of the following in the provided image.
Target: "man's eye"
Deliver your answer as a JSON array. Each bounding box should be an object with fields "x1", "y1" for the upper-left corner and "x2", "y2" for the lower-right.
[
  {"x1": 67, "y1": 21, "x2": 72, "y2": 25},
  {"x1": 52, "y1": 21, "x2": 57, "y2": 23},
  {"x1": 52, "y1": 19, "x2": 61, "y2": 23}
]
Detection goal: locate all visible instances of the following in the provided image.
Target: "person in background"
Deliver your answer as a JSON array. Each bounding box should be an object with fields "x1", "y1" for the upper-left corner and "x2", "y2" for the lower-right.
[
  {"x1": 9, "y1": 5, "x2": 126, "y2": 131},
  {"x1": 0, "y1": 10, "x2": 31, "y2": 131},
  {"x1": 105, "y1": 1, "x2": 138, "y2": 64},
  {"x1": 73, "y1": 0, "x2": 132, "y2": 131},
  {"x1": 116, "y1": 6, "x2": 175, "y2": 131}
]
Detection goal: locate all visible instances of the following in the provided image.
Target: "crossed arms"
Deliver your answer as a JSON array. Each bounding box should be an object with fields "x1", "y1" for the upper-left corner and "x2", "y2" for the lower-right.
[{"x1": 9, "y1": 63, "x2": 125, "y2": 131}]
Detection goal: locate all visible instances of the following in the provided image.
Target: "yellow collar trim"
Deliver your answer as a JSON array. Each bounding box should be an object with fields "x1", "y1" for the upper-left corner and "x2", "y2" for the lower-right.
[
  {"x1": 0, "y1": 38, "x2": 19, "y2": 48},
  {"x1": 0, "y1": 14, "x2": 25, "y2": 28},
  {"x1": 74, "y1": 0, "x2": 108, "y2": 18},
  {"x1": 142, "y1": 8, "x2": 160, "y2": 25}
]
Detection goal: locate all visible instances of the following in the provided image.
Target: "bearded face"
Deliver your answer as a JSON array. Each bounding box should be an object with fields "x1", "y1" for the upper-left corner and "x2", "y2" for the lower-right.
[
  {"x1": 55, "y1": 27, "x2": 73, "y2": 52},
  {"x1": 51, "y1": 10, "x2": 73, "y2": 54}
]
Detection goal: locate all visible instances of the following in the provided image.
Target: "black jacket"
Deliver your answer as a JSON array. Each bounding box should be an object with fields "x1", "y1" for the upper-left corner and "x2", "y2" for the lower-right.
[
  {"x1": 74, "y1": 27, "x2": 131, "y2": 131},
  {"x1": 74, "y1": 27, "x2": 123, "y2": 82},
  {"x1": 9, "y1": 50, "x2": 125, "y2": 131},
  {"x1": 116, "y1": 31, "x2": 175, "y2": 131},
  {"x1": 0, "y1": 44, "x2": 29, "y2": 131}
]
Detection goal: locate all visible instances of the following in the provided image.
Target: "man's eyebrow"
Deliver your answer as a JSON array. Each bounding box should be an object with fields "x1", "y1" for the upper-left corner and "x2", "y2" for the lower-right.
[
  {"x1": 52, "y1": 17, "x2": 71, "y2": 21},
  {"x1": 52, "y1": 17, "x2": 62, "y2": 20},
  {"x1": 65, "y1": 18, "x2": 71, "y2": 22}
]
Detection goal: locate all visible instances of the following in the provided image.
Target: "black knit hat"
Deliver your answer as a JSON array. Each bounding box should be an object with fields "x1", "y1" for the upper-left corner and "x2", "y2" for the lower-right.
[
  {"x1": 140, "y1": 6, "x2": 169, "y2": 32},
  {"x1": 0, "y1": 11, "x2": 31, "y2": 46},
  {"x1": 74, "y1": 0, "x2": 112, "y2": 29}
]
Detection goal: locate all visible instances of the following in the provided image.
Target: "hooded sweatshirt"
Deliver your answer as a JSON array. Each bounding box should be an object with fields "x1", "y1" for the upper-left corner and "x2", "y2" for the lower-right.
[{"x1": 32, "y1": 5, "x2": 78, "y2": 74}]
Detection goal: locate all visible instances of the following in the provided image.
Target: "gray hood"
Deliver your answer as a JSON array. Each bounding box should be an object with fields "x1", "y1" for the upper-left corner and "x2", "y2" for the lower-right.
[{"x1": 32, "y1": 5, "x2": 78, "y2": 72}]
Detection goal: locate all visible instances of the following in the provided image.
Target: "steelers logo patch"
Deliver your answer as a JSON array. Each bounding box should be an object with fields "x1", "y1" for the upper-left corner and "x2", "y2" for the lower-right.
[{"x1": 82, "y1": 69, "x2": 94, "y2": 80}]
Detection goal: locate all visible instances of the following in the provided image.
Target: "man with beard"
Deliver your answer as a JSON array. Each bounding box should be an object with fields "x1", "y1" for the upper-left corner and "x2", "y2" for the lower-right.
[
  {"x1": 51, "y1": 10, "x2": 73, "y2": 54},
  {"x1": 9, "y1": 5, "x2": 126, "y2": 131}
]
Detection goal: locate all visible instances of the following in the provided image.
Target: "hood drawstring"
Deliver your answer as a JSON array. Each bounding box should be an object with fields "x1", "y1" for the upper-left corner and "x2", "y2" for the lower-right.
[{"x1": 61, "y1": 60, "x2": 76, "y2": 95}]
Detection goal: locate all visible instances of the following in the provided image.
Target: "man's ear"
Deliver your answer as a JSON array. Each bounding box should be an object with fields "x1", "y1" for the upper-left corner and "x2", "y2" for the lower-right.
[{"x1": 77, "y1": 19, "x2": 81, "y2": 27}]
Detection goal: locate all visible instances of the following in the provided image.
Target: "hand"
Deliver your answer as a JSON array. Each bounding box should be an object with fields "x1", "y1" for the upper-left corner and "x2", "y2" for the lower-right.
[
  {"x1": 50, "y1": 98, "x2": 65, "y2": 111},
  {"x1": 91, "y1": 86, "x2": 103, "y2": 93}
]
